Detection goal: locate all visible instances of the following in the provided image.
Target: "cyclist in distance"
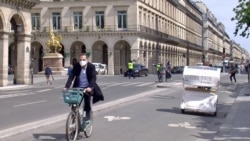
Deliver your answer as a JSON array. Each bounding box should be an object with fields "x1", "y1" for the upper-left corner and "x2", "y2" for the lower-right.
[{"x1": 64, "y1": 53, "x2": 104, "y2": 120}]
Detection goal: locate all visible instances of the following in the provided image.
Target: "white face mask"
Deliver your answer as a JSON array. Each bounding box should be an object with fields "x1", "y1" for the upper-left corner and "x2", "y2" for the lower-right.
[{"x1": 80, "y1": 60, "x2": 87, "y2": 67}]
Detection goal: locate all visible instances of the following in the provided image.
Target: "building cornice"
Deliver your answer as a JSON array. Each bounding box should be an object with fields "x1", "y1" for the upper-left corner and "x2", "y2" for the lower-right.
[{"x1": 0, "y1": 0, "x2": 39, "y2": 10}]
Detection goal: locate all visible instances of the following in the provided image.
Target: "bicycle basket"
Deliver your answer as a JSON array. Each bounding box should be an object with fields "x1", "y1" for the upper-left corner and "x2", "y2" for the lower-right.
[{"x1": 62, "y1": 89, "x2": 83, "y2": 104}]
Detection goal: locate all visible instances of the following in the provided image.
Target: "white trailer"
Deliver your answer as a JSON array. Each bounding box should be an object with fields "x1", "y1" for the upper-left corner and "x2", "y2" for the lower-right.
[{"x1": 180, "y1": 66, "x2": 221, "y2": 116}]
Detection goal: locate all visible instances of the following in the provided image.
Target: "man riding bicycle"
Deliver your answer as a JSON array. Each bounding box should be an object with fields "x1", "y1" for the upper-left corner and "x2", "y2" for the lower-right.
[{"x1": 64, "y1": 53, "x2": 104, "y2": 121}]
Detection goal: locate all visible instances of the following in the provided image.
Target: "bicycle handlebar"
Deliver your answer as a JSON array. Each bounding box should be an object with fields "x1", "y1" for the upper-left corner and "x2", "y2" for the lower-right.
[{"x1": 63, "y1": 88, "x2": 95, "y2": 96}]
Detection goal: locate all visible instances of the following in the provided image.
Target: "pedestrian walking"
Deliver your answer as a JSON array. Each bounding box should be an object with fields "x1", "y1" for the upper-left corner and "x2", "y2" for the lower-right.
[
  {"x1": 45, "y1": 65, "x2": 53, "y2": 85},
  {"x1": 240, "y1": 63, "x2": 244, "y2": 74},
  {"x1": 245, "y1": 63, "x2": 248, "y2": 73},
  {"x1": 165, "y1": 61, "x2": 172, "y2": 81},
  {"x1": 67, "y1": 64, "x2": 73, "y2": 76},
  {"x1": 229, "y1": 63, "x2": 237, "y2": 84},
  {"x1": 127, "y1": 60, "x2": 134, "y2": 79}
]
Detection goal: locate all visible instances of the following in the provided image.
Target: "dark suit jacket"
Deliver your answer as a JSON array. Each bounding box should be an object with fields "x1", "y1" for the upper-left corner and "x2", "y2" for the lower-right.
[{"x1": 65, "y1": 62, "x2": 104, "y2": 104}]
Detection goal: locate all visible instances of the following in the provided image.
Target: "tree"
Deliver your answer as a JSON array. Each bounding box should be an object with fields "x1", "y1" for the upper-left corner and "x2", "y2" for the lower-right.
[{"x1": 232, "y1": 0, "x2": 250, "y2": 38}]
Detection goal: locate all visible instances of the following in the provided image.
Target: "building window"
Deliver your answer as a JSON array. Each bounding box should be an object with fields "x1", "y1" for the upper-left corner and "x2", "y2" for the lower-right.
[
  {"x1": 52, "y1": 12, "x2": 61, "y2": 30},
  {"x1": 117, "y1": 11, "x2": 127, "y2": 29},
  {"x1": 95, "y1": 11, "x2": 104, "y2": 29},
  {"x1": 31, "y1": 13, "x2": 40, "y2": 31},
  {"x1": 73, "y1": 12, "x2": 82, "y2": 30}
]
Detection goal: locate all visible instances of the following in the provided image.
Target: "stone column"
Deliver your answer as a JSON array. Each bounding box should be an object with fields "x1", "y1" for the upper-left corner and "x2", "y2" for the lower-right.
[
  {"x1": 0, "y1": 33, "x2": 9, "y2": 86},
  {"x1": 131, "y1": 49, "x2": 139, "y2": 62},
  {"x1": 15, "y1": 34, "x2": 32, "y2": 84}
]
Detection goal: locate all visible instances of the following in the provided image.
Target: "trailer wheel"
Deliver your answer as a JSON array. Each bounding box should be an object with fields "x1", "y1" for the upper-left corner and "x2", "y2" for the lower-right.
[
  {"x1": 181, "y1": 109, "x2": 185, "y2": 114},
  {"x1": 213, "y1": 111, "x2": 217, "y2": 117}
]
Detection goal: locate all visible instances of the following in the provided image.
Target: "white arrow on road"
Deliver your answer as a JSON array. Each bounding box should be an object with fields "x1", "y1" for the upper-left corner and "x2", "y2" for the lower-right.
[
  {"x1": 168, "y1": 122, "x2": 196, "y2": 129},
  {"x1": 104, "y1": 116, "x2": 131, "y2": 121}
]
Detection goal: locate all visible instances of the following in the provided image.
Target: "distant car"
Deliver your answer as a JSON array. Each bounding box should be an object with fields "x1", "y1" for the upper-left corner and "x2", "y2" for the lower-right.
[
  {"x1": 196, "y1": 63, "x2": 203, "y2": 66},
  {"x1": 8, "y1": 66, "x2": 14, "y2": 74},
  {"x1": 213, "y1": 65, "x2": 223, "y2": 72},
  {"x1": 124, "y1": 64, "x2": 148, "y2": 77},
  {"x1": 92, "y1": 62, "x2": 102, "y2": 75},
  {"x1": 171, "y1": 66, "x2": 184, "y2": 74},
  {"x1": 99, "y1": 64, "x2": 107, "y2": 75}
]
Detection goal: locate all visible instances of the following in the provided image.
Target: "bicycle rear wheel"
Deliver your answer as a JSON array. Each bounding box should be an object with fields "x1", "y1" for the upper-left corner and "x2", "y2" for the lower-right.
[{"x1": 66, "y1": 111, "x2": 79, "y2": 141}]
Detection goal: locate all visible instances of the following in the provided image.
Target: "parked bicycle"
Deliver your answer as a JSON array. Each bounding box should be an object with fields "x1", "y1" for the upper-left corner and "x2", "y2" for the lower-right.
[{"x1": 62, "y1": 88, "x2": 93, "y2": 141}]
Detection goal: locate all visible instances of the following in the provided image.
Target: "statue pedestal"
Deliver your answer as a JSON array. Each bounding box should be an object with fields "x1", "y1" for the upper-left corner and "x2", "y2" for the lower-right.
[{"x1": 43, "y1": 53, "x2": 65, "y2": 75}]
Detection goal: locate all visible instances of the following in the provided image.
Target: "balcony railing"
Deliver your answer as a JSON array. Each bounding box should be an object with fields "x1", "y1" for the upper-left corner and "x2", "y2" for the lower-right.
[
  {"x1": 32, "y1": 25, "x2": 189, "y2": 44},
  {"x1": 32, "y1": 25, "x2": 141, "y2": 33}
]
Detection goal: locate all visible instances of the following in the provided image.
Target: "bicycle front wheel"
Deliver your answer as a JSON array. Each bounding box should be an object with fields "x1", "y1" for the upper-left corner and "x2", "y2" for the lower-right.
[
  {"x1": 84, "y1": 120, "x2": 93, "y2": 138},
  {"x1": 66, "y1": 111, "x2": 79, "y2": 141}
]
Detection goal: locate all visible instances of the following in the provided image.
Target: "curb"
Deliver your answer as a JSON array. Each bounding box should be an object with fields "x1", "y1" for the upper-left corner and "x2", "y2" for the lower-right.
[
  {"x1": 0, "y1": 76, "x2": 68, "y2": 90},
  {"x1": 0, "y1": 85, "x2": 30, "y2": 90},
  {"x1": 0, "y1": 89, "x2": 166, "y2": 140}
]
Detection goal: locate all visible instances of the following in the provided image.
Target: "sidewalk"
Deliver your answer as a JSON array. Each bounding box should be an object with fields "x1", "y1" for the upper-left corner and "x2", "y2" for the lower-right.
[
  {"x1": 0, "y1": 74, "x2": 67, "y2": 90},
  {"x1": 0, "y1": 74, "x2": 110, "y2": 90},
  {"x1": 213, "y1": 82, "x2": 250, "y2": 140}
]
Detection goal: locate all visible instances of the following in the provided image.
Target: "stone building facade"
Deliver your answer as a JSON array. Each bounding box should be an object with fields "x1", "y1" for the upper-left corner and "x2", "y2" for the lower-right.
[
  {"x1": 0, "y1": 0, "x2": 248, "y2": 87},
  {"x1": 30, "y1": 0, "x2": 206, "y2": 75},
  {"x1": 0, "y1": 0, "x2": 38, "y2": 86}
]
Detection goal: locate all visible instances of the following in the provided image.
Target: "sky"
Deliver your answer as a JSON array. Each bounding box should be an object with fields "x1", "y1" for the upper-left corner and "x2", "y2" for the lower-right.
[{"x1": 199, "y1": 0, "x2": 250, "y2": 54}]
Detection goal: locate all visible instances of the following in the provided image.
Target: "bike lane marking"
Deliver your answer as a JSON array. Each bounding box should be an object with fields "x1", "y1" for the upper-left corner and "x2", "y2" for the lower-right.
[{"x1": 13, "y1": 100, "x2": 48, "y2": 107}]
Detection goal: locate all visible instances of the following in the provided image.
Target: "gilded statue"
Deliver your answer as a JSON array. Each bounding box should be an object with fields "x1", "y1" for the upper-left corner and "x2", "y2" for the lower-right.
[{"x1": 46, "y1": 32, "x2": 62, "y2": 53}]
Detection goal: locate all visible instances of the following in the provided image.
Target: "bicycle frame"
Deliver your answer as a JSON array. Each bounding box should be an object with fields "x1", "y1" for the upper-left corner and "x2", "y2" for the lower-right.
[{"x1": 64, "y1": 88, "x2": 93, "y2": 141}]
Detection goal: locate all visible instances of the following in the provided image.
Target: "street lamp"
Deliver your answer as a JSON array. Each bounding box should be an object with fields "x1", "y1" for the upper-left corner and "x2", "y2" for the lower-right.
[{"x1": 30, "y1": 46, "x2": 36, "y2": 85}]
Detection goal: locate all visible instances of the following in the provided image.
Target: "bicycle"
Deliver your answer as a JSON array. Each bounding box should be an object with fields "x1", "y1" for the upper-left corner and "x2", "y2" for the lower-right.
[{"x1": 62, "y1": 88, "x2": 93, "y2": 141}]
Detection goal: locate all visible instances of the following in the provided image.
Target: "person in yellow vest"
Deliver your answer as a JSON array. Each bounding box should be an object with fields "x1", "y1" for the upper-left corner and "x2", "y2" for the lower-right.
[
  {"x1": 127, "y1": 60, "x2": 134, "y2": 79},
  {"x1": 156, "y1": 63, "x2": 162, "y2": 82}
]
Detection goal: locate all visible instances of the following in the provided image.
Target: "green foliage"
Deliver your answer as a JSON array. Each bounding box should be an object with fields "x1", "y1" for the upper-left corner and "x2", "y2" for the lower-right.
[{"x1": 232, "y1": 0, "x2": 250, "y2": 38}]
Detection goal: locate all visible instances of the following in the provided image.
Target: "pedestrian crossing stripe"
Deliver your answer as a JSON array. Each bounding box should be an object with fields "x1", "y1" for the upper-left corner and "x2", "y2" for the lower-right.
[
  {"x1": 98, "y1": 82, "x2": 112, "y2": 85},
  {"x1": 120, "y1": 82, "x2": 142, "y2": 86},
  {"x1": 97, "y1": 81, "x2": 182, "y2": 87},
  {"x1": 136, "y1": 82, "x2": 154, "y2": 86},
  {"x1": 106, "y1": 82, "x2": 127, "y2": 87}
]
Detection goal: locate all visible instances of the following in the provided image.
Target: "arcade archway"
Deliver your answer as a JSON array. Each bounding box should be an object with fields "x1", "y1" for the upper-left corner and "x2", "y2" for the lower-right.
[{"x1": 113, "y1": 40, "x2": 131, "y2": 75}]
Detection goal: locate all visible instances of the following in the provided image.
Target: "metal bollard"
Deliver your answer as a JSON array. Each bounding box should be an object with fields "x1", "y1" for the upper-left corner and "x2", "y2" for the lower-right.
[
  {"x1": 248, "y1": 70, "x2": 250, "y2": 83},
  {"x1": 248, "y1": 65, "x2": 250, "y2": 83}
]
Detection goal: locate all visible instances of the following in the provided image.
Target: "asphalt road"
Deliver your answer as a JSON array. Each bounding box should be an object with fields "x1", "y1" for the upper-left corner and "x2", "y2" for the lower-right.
[
  {"x1": 0, "y1": 74, "x2": 182, "y2": 131},
  {"x1": 1, "y1": 73, "x2": 248, "y2": 140},
  {"x1": 1, "y1": 73, "x2": 248, "y2": 141}
]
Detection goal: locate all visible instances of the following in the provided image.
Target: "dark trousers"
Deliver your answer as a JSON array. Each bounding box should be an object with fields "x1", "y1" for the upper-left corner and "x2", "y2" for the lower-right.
[
  {"x1": 157, "y1": 71, "x2": 161, "y2": 80},
  {"x1": 83, "y1": 93, "x2": 91, "y2": 113},
  {"x1": 128, "y1": 69, "x2": 134, "y2": 78},
  {"x1": 230, "y1": 73, "x2": 236, "y2": 83},
  {"x1": 165, "y1": 71, "x2": 171, "y2": 79}
]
